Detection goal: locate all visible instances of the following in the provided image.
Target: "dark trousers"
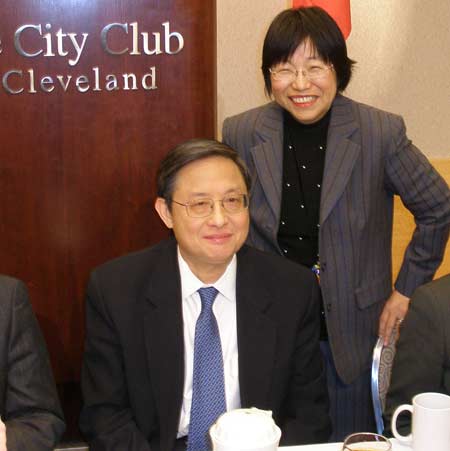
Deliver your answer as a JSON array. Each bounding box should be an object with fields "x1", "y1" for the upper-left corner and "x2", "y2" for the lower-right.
[{"x1": 320, "y1": 341, "x2": 376, "y2": 441}]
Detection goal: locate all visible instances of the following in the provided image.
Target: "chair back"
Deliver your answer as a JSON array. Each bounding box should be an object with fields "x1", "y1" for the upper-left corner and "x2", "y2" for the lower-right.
[{"x1": 371, "y1": 335, "x2": 397, "y2": 434}]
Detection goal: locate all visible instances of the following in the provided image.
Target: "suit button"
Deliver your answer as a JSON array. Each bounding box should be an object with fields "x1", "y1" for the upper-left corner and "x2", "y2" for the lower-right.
[
  {"x1": 326, "y1": 303, "x2": 332, "y2": 312},
  {"x1": 321, "y1": 262, "x2": 327, "y2": 272}
]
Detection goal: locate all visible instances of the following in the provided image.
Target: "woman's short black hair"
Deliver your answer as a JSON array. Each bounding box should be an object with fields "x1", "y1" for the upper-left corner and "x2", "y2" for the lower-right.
[{"x1": 262, "y1": 7, "x2": 356, "y2": 95}]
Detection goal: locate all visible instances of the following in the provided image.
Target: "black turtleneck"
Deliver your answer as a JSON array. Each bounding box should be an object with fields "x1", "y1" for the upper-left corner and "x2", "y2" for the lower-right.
[
  {"x1": 277, "y1": 109, "x2": 331, "y2": 340},
  {"x1": 277, "y1": 108, "x2": 330, "y2": 267}
]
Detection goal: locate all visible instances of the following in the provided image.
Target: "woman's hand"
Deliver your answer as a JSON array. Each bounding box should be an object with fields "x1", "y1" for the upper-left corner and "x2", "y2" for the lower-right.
[{"x1": 378, "y1": 290, "x2": 410, "y2": 345}]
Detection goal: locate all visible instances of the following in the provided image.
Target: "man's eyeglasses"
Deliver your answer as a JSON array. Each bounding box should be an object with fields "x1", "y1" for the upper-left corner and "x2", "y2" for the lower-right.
[
  {"x1": 171, "y1": 194, "x2": 249, "y2": 218},
  {"x1": 269, "y1": 63, "x2": 333, "y2": 84}
]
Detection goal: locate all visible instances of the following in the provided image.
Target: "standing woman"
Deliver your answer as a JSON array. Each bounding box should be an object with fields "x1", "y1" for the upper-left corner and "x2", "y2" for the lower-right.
[{"x1": 222, "y1": 7, "x2": 450, "y2": 440}]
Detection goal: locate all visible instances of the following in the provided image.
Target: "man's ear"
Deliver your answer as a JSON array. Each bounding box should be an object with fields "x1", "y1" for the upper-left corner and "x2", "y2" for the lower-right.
[{"x1": 155, "y1": 197, "x2": 174, "y2": 229}]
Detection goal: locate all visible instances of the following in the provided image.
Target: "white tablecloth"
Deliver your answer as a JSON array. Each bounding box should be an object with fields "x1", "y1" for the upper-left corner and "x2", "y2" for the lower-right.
[{"x1": 279, "y1": 438, "x2": 411, "y2": 450}]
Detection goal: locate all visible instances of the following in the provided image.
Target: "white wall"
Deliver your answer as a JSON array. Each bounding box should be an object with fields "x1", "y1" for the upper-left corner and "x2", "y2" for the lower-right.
[
  {"x1": 217, "y1": 0, "x2": 450, "y2": 158},
  {"x1": 216, "y1": 0, "x2": 289, "y2": 134}
]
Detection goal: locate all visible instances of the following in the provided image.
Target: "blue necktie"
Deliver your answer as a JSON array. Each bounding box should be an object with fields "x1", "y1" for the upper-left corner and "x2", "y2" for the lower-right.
[{"x1": 187, "y1": 287, "x2": 226, "y2": 451}]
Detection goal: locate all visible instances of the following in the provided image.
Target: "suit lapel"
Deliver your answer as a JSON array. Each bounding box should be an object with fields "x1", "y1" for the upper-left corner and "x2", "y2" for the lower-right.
[
  {"x1": 249, "y1": 103, "x2": 284, "y2": 221},
  {"x1": 142, "y1": 243, "x2": 279, "y2": 435},
  {"x1": 142, "y1": 241, "x2": 184, "y2": 447},
  {"x1": 250, "y1": 99, "x2": 361, "y2": 226},
  {"x1": 236, "y1": 247, "x2": 277, "y2": 408},
  {"x1": 320, "y1": 95, "x2": 361, "y2": 224}
]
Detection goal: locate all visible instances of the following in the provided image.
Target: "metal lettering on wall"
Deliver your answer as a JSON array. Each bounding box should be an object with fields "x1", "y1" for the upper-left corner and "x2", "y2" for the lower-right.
[{"x1": 1, "y1": 21, "x2": 184, "y2": 94}]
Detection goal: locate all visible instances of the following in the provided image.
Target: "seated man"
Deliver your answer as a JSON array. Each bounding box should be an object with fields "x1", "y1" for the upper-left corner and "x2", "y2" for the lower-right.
[
  {"x1": 385, "y1": 274, "x2": 450, "y2": 434},
  {"x1": 0, "y1": 275, "x2": 65, "y2": 451},
  {"x1": 80, "y1": 139, "x2": 331, "y2": 451}
]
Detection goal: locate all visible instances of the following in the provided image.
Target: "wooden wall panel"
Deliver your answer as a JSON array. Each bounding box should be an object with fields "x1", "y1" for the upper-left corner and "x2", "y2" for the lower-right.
[{"x1": 0, "y1": 0, "x2": 216, "y2": 383}]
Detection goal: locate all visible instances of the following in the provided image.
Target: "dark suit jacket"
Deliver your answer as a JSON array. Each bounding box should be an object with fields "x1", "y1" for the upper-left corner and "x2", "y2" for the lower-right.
[
  {"x1": 384, "y1": 274, "x2": 450, "y2": 435},
  {"x1": 0, "y1": 275, "x2": 65, "y2": 451},
  {"x1": 222, "y1": 95, "x2": 450, "y2": 384},
  {"x1": 80, "y1": 239, "x2": 331, "y2": 451}
]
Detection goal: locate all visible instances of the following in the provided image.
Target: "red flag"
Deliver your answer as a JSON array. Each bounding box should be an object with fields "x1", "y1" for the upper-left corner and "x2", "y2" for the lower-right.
[{"x1": 292, "y1": 0, "x2": 351, "y2": 39}]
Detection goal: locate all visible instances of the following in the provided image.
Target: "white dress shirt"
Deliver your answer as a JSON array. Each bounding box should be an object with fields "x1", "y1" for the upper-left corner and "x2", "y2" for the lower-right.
[{"x1": 177, "y1": 248, "x2": 241, "y2": 437}]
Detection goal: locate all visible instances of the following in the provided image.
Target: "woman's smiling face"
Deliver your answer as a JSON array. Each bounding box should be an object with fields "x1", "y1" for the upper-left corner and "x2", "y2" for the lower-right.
[{"x1": 270, "y1": 40, "x2": 337, "y2": 124}]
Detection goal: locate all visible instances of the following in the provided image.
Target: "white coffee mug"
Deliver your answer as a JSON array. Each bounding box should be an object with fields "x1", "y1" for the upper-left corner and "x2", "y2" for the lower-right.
[{"x1": 391, "y1": 392, "x2": 450, "y2": 451}]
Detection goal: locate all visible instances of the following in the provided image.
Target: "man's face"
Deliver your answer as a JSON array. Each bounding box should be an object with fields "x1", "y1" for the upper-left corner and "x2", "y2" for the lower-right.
[{"x1": 155, "y1": 156, "x2": 249, "y2": 281}]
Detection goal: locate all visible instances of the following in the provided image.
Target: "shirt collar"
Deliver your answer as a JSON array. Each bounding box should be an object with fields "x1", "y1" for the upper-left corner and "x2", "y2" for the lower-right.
[{"x1": 177, "y1": 247, "x2": 237, "y2": 303}]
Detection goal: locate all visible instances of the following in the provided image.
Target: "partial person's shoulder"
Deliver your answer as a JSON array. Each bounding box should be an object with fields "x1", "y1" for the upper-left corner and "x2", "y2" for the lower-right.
[
  {"x1": 223, "y1": 102, "x2": 282, "y2": 133},
  {"x1": 0, "y1": 274, "x2": 28, "y2": 305},
  {"x1": 91, "y1": 239, "x2": 174, "y2": 280},
  {"x1": 0, "y1": 276, "x2": 32, "y2": 332},
  {"x1": 89, "y1": 239, "x2": 174, "y2": 292},
  {"x1": 237, "y1": 246, "x2": 318, "y2": 314},
  {"x1": 238, "y1": 245, "x2": 316, "y2": 285},
  {"x1": 340, "y1": 95, "x2": 404, "y2": 125},
  {"x1": 427, "y1": 274, "x2": 450, "y2": 291},
  {"x1": 412, "y1": 274, "x2": 450, "y2": 305},
  {"x1": 0, "y1": 274, "x2": 20, "y2": 293},
  {"x1": 86, "y1": 239, "x2": 178, "y2": 310},
  {"x1": 225, "y1": 102, "x2": 274, "y2": 122}
]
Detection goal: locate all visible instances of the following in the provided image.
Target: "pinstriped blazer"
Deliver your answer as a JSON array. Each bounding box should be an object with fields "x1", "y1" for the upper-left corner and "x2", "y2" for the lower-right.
[{"x1": 222, "y1": 95, "x2": 450, "y2": 384}]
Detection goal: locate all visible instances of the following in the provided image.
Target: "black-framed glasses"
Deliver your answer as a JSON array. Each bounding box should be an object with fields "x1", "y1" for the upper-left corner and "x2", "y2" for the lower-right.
[{"x1": 171, "y1": 194, "x2": 249, "y2": 218}]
